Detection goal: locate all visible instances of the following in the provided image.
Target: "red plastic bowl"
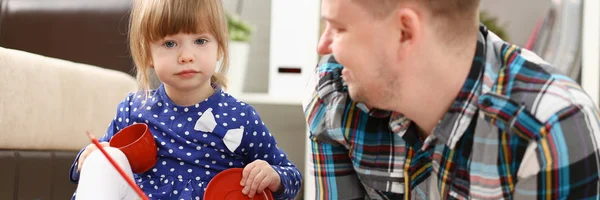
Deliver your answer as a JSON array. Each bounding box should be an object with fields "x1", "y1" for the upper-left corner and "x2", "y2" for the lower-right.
[
  {"x1": 109, "y1": 123, "x2": 157, "y2": 174},
  {"x1": 205, "y1": 168, "x2": 274, "y2": 200}
]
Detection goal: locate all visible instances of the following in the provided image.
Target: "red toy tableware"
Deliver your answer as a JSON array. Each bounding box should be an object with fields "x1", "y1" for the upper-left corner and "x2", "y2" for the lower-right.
[
  {"x1": 109, "y1": 123, "x2": 158, "y2": 174},
  {"x1": 204, "y1": 168, "x2": 274, "y2": 200},
  {"x1": 87, "y1": 131, "x2": 149, "y2": 200}
]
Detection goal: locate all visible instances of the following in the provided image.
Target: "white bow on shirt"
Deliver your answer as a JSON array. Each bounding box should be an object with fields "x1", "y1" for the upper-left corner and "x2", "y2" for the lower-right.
[{"x1": 194, "y1": 107, "x2": 244, "y2": 152}]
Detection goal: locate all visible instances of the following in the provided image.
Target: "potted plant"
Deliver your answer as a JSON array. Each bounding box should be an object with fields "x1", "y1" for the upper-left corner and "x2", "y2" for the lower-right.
[
  {"x1": 480, "y1": 11, "x2": 510, "y2": 41},
  {"x1": 225, "y1": 11, "x2": 253, "y2": 96}
]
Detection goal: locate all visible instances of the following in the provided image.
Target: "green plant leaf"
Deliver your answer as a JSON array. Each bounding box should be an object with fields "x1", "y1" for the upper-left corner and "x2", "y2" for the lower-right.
[
  {"x1": 480, "y1": 11, "x2": 509, "y2": 41},
  {"x1": 227, "y1": 12, "x2": 254, "y2": 42}
]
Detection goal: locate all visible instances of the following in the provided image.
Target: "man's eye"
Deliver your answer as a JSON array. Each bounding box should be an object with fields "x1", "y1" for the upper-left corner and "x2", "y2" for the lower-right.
[
  {"x1": 333, "y1": 28, "x2": 346, "y2": 33},
  {"x1": 163, "y1": 41, "x2": 177, "y2": 48},
  {"x1": 195, "y1": 39, "x2": 208, "y2": 45}
]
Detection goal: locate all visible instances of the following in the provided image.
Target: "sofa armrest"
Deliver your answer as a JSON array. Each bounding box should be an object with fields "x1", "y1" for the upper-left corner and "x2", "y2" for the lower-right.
[{"x1": 0, "y1": 47, "x2": 137, "y2": 151}]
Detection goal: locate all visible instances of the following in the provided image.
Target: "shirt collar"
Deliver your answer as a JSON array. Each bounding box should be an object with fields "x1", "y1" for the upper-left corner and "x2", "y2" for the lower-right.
[{"x1": 429, "y1": 25, "x2": 488, "y2": 149}]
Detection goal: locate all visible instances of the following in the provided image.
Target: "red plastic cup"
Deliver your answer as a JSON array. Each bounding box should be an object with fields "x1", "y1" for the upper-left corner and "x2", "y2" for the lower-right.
[{"x1": 109, "y1": 123, "x2": 158, "y2": 174}]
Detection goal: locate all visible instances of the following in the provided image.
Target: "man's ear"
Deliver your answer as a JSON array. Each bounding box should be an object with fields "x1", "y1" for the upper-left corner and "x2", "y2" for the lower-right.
[
  {"x1": 398, "y1": 8, "x2": 421, "y2": 43},
  {"x1": 395, "y1": 8, "x2": 421, "y2": 47},
  {"x1": 391, "y1": 7, "x2": 422, "y2": 61}
]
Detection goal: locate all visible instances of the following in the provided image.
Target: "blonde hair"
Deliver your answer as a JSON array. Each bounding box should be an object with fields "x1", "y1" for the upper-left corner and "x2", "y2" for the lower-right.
[{"x1": 129, "y1": 0, "x2": 229, "y2": 96}]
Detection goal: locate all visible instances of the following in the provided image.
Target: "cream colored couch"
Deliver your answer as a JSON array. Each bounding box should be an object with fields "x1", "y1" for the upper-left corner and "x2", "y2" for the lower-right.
[{"x1": 0, "y1": 47, "x2": 137, "y2": 199}]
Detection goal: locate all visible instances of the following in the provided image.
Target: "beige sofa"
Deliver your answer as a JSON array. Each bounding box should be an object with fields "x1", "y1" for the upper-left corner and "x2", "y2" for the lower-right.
[{"x1": 0, "y1": 47, "x2": 137, "y2": 199}]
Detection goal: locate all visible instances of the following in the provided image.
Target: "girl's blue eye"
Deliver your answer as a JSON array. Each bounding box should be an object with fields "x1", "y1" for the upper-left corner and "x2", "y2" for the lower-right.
[
  {"x1": 163, "y1": 41, "x2": 177, "y2": 48},
  {"x1": 195, "y1": 39, "x2": 208, "y2": 45}
]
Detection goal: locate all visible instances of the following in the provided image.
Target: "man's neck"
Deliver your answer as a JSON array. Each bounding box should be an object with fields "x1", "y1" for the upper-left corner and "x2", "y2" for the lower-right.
[
  {"x1": 164, "y1": 83, "x2": 215, "y2": 107},
  {"x1": 404, "y1": 37, "x2": 478, "y2": 135}
]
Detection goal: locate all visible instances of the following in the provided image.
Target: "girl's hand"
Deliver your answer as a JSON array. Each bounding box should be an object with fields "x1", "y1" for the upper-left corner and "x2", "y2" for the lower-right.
[
  {"x1": 77, "y1": 142, "x2": 110, "y2": 171},
  {"x1": 240, "y1": 160, "x2": 282, "y2": 198}
]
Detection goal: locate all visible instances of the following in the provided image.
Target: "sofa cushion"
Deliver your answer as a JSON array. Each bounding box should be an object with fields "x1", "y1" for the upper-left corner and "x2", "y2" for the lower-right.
[{"x1": 0, "y1": 47, "x2": 137, "y2": 151}]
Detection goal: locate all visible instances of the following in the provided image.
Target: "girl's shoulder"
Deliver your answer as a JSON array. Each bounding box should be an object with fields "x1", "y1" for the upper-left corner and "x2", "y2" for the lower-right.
[
  {"x1": 209, "y1": 90, "x2": 262, "y2": 122},
  {"x1": 115, "y1": 90, "x2": 162, "y2": 112},
  {"x1": 128, "y1": 90, "x2": 159, "y2": 103},
  {"x1": 212, "y1": 90, "x2": 256, "y2": 112}
]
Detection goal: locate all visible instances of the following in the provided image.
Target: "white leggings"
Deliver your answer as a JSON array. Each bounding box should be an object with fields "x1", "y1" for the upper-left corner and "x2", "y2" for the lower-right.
[{"x1": 75, "y1": 147, "x2": 139, "y2": 200}]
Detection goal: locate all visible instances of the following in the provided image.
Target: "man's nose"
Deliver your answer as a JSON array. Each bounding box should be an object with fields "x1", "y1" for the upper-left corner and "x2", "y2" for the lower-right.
[{"x1": 317, "y1": 28, "x2": 333, "y2": 55}]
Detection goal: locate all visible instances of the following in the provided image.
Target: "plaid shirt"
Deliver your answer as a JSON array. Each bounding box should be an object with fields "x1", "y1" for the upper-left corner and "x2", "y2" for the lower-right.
[{"x1": 303, "y1": 25, "x2": 600, "y2": 199}]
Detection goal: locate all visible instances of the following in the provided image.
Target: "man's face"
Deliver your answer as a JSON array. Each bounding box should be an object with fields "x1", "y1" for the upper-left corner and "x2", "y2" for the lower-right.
[{"x1": 318, "y1": 0, "x2": 409, "y2": 109}]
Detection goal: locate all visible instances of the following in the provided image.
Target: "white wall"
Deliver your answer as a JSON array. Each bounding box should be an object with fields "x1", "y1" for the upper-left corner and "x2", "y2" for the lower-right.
[
  {"x1": 480, "y1": 0, "x2": 550, "y2": 46},
  {"x1": 582, "y1": 0, "x2": 600, "y2": 105}
]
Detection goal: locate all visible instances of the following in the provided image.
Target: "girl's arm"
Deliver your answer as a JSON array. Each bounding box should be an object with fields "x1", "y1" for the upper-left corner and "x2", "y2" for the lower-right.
[
  {"x1": 239, "y1": 106, "x2": 303, "y2": 200},
  {"x1": 69, "y1": 93, "x2": 134, "y2": 183}
]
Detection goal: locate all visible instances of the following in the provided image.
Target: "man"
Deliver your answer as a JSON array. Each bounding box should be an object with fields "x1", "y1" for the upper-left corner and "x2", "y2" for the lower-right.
[{"x1": 303, "y1": 0, "x2": 600, "y2": 199}]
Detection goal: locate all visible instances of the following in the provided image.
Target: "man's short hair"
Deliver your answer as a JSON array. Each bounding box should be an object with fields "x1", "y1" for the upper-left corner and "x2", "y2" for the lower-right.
[
  {"x1": 352, "y1": 0, "x2": 479, "y2": 19},
  {"x1": 353, "y1": 0, "x2": 480, "y2": 43}
]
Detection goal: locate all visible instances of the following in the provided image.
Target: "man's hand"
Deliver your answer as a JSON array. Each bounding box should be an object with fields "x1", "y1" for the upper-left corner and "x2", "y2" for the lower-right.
[
  {"x1": 77, "y1": 142, "x2": 110, "y2": 171},
  {"x1": 240, "y1": 160, "x2": 282, "y2": 198}
]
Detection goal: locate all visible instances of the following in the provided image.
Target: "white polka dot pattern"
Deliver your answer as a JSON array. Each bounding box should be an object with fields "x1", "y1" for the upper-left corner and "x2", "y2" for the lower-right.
[{"x1": 72, "y1": 85, "x2": 302, "y2": 200}]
